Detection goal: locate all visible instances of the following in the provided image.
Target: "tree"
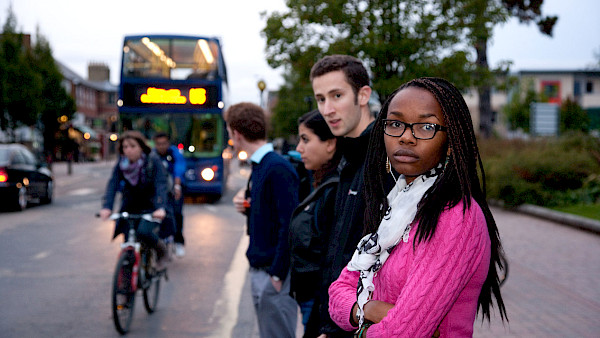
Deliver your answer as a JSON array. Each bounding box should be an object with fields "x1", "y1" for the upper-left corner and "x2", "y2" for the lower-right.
[
  {"x1": 1, "y1": 5, "x2": 74, "y2": 155},
  {"x1": 0, "y1": 6, "x2": 43, "y2": 136},
  {"x1": 560, "y1": 97, "x2": 589, "y2": 133},
  {"x1": 31, "y1": 27, "x2": 76, "y2": 157},
  {"x1": 503, "y1": 79, "x2": 539, "y2": 132},
  {"x1": 445, "y1": 0, "x2": 558, "y2": 137},
  {"x1": 262, "y1": 0, "x2": 473, "y2": 137}
]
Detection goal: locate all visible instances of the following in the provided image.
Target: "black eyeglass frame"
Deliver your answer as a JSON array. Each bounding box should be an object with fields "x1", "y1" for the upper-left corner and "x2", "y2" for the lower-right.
[{"x1": 382, "y1": 119, "x2": 448, "y2": 140}]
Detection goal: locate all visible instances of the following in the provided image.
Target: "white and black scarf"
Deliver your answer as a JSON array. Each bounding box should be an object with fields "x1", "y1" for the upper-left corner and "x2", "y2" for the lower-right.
[{"x1": 347, "y1": 166, "x2": 440, "y2": 326}]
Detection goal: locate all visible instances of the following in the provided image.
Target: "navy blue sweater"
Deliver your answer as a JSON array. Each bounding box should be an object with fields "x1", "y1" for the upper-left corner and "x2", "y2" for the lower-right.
[{"x1": 246, "y1": 151, "x2": 299, "y2": 280}]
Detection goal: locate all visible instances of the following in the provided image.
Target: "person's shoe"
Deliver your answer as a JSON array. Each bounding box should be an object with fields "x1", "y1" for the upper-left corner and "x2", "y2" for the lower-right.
[{"x1": 175, "y1": 243, "x2": 185, "y2": 258}]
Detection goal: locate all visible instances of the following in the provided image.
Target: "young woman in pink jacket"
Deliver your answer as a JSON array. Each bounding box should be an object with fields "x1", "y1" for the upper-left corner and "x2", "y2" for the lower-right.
[{"x1": 328, "y1": 77, "x2": 507, "y2": 337}]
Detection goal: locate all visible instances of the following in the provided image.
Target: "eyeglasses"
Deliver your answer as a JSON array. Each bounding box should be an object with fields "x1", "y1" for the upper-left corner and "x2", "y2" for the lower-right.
[{"x1": 382, "y1": 119, "x2": 447, "y2": 140}]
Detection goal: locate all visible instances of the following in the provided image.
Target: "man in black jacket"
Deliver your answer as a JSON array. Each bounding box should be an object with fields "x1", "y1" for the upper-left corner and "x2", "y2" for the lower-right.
[{"x1": 310, "y1": 55, "x2": 375, "y2": 337}]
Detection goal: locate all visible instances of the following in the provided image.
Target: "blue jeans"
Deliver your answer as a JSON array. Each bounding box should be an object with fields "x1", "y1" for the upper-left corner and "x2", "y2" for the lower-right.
[{"x1": 298, "y1": 299, "x2": 314, "y2": 329}]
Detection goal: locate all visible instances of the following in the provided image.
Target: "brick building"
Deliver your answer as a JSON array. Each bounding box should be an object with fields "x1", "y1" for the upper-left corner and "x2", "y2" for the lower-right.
[{"x1": 57, "y1": 61, "x2": 118, "y2": 160}]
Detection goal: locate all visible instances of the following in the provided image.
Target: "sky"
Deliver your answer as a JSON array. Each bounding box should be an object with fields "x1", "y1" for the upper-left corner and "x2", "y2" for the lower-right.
[{"x1": 2, "y1": 0, "x2": 599, "y2": 105}]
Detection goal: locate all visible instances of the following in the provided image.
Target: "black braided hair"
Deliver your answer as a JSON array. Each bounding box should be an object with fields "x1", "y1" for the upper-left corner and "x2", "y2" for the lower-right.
[{"x1": 363, "y1": 77, "x2": 507, "y2": 322}]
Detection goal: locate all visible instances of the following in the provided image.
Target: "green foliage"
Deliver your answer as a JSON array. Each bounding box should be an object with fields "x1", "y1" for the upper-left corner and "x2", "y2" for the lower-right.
[
  {"x1": 262, "y1": 0, "x2": 474, "y2": 135},
  {"x1": 560, "y1": 97, "x2": 589, "y2": 133},
  {"x1": 481, "y1": 134, "x2": 600, "y2": 207},
  {"x1": 262, "y1": 0, "x2": 557, "y2": 138},
  {"x1": 0, "y1": 8, "x2": 43, "y2": 130},
  {"x1": 1, "y1": 6, "x2": 74, "y2": 154},
  {"x1": 502, "y1": 80, "x2": 541, "y2": 132}
]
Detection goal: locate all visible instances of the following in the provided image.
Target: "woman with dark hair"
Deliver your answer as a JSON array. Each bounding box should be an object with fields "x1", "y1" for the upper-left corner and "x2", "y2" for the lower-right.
[
  {"x1": 100, "y1": 130, "x2": 171, "y2": 268},
  {"x1": 328, "y1": 78, "x2": 507, "y2": 337},
  {"x1": 289, "y1": 110, "x2": 341, "y2": 337}
]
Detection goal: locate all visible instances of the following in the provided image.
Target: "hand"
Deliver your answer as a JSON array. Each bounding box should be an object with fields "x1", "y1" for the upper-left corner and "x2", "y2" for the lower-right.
[
  {"x1": 317, "y1": 334, "x2": 328, "y2": 338},
  {"x1": 99, "y1": 208, "x2": 112, "y2": 220},
  {"x1": 233, "y1": 188, "x2": 249, "y2": 213},
  {"x1": 270, "y1": 276, "x2": 282, "y2": 292},
  {"x1": 173, "y1": 184, "x2": 182, "y2": 200},
  {"x1": 363, "y1": 300, "x2": 394, "y2": 324},
  {"x1": 152, "y1": 208, "x2": 166, "y2": 221}
]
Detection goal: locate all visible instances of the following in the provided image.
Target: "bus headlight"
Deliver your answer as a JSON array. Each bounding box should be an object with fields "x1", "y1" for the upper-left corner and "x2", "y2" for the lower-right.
[{"x1": 201, "y1": 167, "x2": 215, "y2": 181}]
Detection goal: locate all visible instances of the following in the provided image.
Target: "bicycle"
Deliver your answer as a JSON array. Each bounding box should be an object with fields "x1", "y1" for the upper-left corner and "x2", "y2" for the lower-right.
[{"x1": 100, "y1": 212, "x2": 169, "y2": 335}]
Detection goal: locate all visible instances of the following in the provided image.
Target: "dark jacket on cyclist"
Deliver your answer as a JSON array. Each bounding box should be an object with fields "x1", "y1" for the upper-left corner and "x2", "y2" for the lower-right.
[{"x1": 102, "y1": 152, "x2": 173, "y2": 241}]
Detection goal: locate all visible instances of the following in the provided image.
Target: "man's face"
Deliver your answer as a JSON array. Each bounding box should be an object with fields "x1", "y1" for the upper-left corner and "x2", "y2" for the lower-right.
[
  {"x1": 154, "y1": 136, "x2": 170, "y2": 155},
  {"x1": 312, "y1": 70, "x2": 363, "y2": 138}
]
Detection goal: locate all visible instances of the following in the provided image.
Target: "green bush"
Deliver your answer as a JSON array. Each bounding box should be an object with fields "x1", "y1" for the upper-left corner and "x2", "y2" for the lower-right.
[{"x1": 480, "y1": 133, "x2": 600, "y2": 207}]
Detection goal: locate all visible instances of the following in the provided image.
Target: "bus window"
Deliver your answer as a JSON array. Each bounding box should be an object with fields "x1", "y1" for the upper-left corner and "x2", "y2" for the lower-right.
[{"x1": 122, "y1": 37, "x2": 221, "y2": 81}]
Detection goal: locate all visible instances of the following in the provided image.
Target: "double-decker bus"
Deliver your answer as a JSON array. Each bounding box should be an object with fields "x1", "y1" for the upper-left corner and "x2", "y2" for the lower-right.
[{"x1": 117, "y1": 35, "x2": 230, "y2": 200}]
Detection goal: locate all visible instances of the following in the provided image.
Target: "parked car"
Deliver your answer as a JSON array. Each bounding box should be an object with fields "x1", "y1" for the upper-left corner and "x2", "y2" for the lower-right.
[{"x1": 0, "y1": 143, "x2": 53, "y2": 211}]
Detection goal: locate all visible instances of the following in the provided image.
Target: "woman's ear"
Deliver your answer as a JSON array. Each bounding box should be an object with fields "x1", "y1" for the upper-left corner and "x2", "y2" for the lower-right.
[{"x1": 326, "y1": 138, "x2": 337, "y2": 153}]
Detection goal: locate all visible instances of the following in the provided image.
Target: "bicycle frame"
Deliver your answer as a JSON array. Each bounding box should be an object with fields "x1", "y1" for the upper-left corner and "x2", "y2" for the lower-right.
[{"x1": 109, "y1": 212, "x2": 159, "y2": 291}]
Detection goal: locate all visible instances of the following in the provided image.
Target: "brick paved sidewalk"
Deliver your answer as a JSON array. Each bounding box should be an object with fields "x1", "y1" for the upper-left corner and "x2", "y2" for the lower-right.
[{"x1": 473, "y1": 207, "x2": 600, "y2": 337}]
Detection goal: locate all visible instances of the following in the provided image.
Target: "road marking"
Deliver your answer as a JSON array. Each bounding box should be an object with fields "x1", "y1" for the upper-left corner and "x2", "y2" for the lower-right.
[
  {"x1": 68, "y1": 188, "x2": 96, "y2": 196},
  {"x1": 208, "y1": 233, "x2": 249, "y2": 338},
  {"x1": 33, "y1": 251, "x2": 50, "y2": 260},
  {"x1": 204, "y1": 205, "x2": 218, "y2": 213}
]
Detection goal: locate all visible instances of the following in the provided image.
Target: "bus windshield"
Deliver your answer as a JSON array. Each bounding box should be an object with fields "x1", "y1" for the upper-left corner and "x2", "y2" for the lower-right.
[
  {"x1": 122, "y1": 37, "x2": 221, "y2": 81},
  {"x1": 121, "y1": 112, "x2": 225, "y2": 158}
]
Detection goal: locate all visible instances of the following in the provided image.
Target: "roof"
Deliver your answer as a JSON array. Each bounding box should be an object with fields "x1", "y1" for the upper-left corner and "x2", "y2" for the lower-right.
[
  {"x1": 55, "y1": 60, "x2": 118, "y2": 93},
  {"x1": 519, "y1": 69, "x2": 600, "y2": 77}
]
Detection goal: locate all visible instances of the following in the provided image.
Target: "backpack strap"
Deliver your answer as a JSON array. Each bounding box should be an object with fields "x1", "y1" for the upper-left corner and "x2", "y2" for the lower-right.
[{"x1": 294, "y1": 176, "x2": 339, "y2": 215}]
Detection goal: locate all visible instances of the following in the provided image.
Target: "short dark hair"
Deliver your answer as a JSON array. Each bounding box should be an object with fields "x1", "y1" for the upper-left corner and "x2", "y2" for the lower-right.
[
  {"x1": 118, "y1": 130, "x2": 151, "y2": 155},
  {"x1": 310, "y1": 54, "x2": 370, "y2": 97},
  {"x1": 153, "y1": 132, "x2": 169, "y2": 141},
  {"x1": 225, "y1": 102, "x2": 267, "y2": 141}
]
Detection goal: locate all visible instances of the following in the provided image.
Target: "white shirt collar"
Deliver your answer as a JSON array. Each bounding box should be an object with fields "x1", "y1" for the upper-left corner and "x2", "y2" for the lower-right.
[{"x1": 249, "y1": 143, "x2": 273, "y2": 164}]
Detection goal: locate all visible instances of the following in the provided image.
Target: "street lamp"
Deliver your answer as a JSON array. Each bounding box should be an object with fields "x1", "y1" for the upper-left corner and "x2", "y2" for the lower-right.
[{"x1": 257, "y1": 80, "x2": 266, "y2": 108}]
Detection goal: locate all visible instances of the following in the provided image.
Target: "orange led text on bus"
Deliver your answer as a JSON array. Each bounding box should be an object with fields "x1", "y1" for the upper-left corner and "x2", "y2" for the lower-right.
[{"x1": 140, "y1": 87, "x2": 207, "y2": 105}]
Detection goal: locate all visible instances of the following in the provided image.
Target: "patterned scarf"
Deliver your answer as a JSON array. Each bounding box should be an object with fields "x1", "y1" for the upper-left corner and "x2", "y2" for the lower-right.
[
  {"x1": 347, "y1": 166, "x2": 440, "y2": 327},
  {"x1": 119, "y1": 154, "x2": 146, "y2": 186}
]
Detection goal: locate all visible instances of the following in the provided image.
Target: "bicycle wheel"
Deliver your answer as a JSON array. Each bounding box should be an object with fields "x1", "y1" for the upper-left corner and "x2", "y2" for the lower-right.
[
  {"x1": 142, "y1": 248, "x2": 161, "y2": 313},
  {"x1": 112, "y1": 250, "x2": 136, "y2": 334}
]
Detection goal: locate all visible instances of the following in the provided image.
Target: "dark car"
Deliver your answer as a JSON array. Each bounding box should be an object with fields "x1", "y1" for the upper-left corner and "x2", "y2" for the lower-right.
[{"x1": 0, "y1": 143, "x2": 53, "y2": 211}]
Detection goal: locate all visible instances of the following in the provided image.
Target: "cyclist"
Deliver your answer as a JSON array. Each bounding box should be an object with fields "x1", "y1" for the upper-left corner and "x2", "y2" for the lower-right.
[
  {"x1": 100, "y1": 130, "x2": 171, "y2": 269},
  {"x1": 152, "y1": 132, "x2": 186, "y2": 257}
]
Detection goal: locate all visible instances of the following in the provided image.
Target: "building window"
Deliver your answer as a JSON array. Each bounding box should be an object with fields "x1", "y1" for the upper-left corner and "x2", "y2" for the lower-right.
[
  {"x1": 586, "y1": 81, "x2": 594, "y2": 93},
  {"x1": 541, "y1": 81, "x2": 561, "y2": 104}
]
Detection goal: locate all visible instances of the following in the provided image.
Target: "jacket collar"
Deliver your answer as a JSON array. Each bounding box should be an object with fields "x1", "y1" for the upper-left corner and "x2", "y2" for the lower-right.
[{"x1": 339, "y1": 121, "x2": 375, "y2": 165}]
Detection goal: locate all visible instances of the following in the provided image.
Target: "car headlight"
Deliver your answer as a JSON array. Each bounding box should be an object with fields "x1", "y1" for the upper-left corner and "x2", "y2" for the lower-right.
[{"x1": 201, "y1": 168, "x2": 215, "y2": 181}]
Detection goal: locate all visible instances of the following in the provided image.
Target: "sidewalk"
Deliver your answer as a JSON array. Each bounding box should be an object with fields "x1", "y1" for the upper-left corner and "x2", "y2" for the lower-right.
[{"x1": 49, "y1": 160, "x2": 116, "y2": 180}]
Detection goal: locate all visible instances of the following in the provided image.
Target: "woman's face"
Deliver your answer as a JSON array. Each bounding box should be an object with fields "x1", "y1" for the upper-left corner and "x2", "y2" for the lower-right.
[
  {"x1": 384, "y1": 87, "x2": 447, "y2": 184},
  {"x1": 296, "y1": 124, "x2": 336, "y2": 171},
  {"x1": 122, "y1": 138, "x2": 143, "y2": 162}
]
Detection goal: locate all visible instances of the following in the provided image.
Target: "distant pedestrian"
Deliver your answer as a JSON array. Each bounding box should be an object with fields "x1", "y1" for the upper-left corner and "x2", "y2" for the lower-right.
[
  {"x1": 328, "y1": 77, "x2": 508, "y2": 336},
  {"x1": 227, "y1": 102, "x2": 299, "y2": 338},
  {"x1": 153, "y1": 132, "x2": 186, "y2": 257},
  {"x1": 289, "y1": 110, "x2": 341, "y2": 337}
]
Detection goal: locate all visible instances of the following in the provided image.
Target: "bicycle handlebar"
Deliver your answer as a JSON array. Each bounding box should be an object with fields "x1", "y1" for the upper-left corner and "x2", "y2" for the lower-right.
[{"x1": 95, "y1": 212, "x2": 161, "y2": 223}]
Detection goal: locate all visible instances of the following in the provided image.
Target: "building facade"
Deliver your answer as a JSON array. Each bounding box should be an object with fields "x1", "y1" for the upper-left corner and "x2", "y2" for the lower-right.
[{"x1": 57, "y1": 61, "x2": 118, "y2": 160}]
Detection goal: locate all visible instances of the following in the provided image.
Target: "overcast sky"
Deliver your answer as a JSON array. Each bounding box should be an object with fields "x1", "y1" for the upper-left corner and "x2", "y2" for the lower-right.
[{"x1": 3, "y1": 0, "x2": 599, "y2": 105}]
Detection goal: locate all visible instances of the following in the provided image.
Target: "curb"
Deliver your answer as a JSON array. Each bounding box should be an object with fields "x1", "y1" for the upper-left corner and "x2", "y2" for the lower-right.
[
  {"x1": 515, "y1": 204, "x2": 600, "y2": 235},
  {"x1": 490, "y1": 200, "x2": 600, "y2": 235}
]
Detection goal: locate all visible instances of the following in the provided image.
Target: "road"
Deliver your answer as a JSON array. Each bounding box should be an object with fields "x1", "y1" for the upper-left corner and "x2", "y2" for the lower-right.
[{"x1": 0, "y1": 160, "x2": 598, "y2": 337}]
